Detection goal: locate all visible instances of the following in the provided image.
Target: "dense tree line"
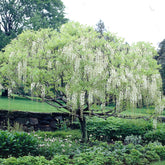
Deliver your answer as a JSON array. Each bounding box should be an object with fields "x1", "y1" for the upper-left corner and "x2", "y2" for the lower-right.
[
  {"x1": 156, "y1": 39, "x2": 165, "y2": 95},
  {"x1": 0, "y1": 0, "x2": 68, "y2": 50}
]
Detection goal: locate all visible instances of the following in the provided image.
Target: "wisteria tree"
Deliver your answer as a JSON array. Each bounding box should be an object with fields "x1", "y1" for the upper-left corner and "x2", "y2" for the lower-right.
[{"x1": 0, "y1": 22, "x2": 164, "y2": 141}]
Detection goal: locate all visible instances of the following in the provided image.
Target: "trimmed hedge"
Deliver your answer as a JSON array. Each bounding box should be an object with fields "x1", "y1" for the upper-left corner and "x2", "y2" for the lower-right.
[
  {"x1": 143, "y1": 129, "x2": 165, "y2": 145},
  {"x1": 87, "y1": 117, "x2": 153, "y2": 141}
]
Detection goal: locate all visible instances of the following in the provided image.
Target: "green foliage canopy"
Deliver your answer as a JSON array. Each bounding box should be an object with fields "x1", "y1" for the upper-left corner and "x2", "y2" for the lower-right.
[
  {"x1": 0, "y1": 0, "x2": 68, "y2": 50},
  {"x1": 0, "y1": 22, "x2": 164, "y2": 117}
]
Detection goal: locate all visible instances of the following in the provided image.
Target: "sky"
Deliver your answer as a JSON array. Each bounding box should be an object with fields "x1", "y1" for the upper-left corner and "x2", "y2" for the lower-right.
[{"x1": 62, "y1": 0, "x2": 165, "y2": 48}]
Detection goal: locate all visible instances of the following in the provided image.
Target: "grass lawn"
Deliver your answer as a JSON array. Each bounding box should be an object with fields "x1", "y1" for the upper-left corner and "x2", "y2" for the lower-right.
[
  {"x1": 121, "y1": 107, "x2": 154, "y2": 116},
  {"x1": 0, "y1": 95, "x2": 164, "y2": 116},
  {"x1": 121, "y1": 106, "x2": 165, "y2": 117},
  {"x1": 85, "y1": 104, "x2": 165, "y2": 117},
  {"x1": 0, "y1": 95, "x2": 68, "y2": 113}
]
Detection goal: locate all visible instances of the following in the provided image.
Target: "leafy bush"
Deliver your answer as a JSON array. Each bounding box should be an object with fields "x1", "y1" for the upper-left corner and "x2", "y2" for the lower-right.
[
  {"x1": 72, "y1": 152, "x2": 118, "y2": 165},
  {"x1": 119, "y1": 118, "x2": 152, "y2": 138},
  {"x1": 124, "y1": 135, "x2": 142, "y2": 145},
  {"x1": 144, "y1": 142, "x2": 165, "y2": 161},
  {"x1": 124, "y1": 149, "x2": 144, "y2": 165},
  {"x1": 17, "y1": 156, "x2": 50, "y2": 165},
  {"x1": 143, "y1": 129, "x2": 165, "y2": 145},
  {"x1": 0, "y1": 129, "x2": 81, "y2": 160},
  {"x1": 0, "y1": 155, "x2": 70, "y2": 165},
  {"x1": 0, "y1": 130, "x2": 39, "y2": 158},
  {"x1": 1, "y1": 157, "x2": 18, "y2": 165},
  {"x1": 145, "y1": 150, "x2": 160, "y2": 162},
  {"x1": 50, "y1": 155, "x2": 70, "y2": 165},
  {"x1": 37, "y1": 136, "x2": 81, "y2": 160},
  {"x1": 87, "y1": 117, "x2": 153, "y2": 141},
  {"x1": 0, "y1": 156, "x2": 50, "y2": 165},
  {"x1": 154, "y1": 145, "x2": 165, "y2": 160}
]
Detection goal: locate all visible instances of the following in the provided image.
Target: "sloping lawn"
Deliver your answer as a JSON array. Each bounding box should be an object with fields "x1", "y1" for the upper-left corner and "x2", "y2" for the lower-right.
[
  {"x1": 0, "y1": 96, "x2": 68, "y2": 113},
  {"x1": 121, "y1": 107, "x2": 155, "y2": 116},
  {"x1": 121, "y1": 107, "x2": 165, "y2": 117},
  {"x1": 0, "y1": 95, "x2": 164, "y2": 116}
]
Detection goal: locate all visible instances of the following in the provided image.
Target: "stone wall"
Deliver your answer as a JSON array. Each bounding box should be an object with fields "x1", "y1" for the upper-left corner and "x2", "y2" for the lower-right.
[
  {"x1": 1, "y1": 110, "x2": 164, "y2": 132},
  {"x1": 0, "y1": 110, "x2": 71, "y2": 131}
]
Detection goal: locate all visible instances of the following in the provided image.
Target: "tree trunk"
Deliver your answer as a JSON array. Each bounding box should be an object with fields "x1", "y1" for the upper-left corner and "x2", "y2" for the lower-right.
[{"x1": 79, "y1": 116, "x2": 88, "y2": 143}]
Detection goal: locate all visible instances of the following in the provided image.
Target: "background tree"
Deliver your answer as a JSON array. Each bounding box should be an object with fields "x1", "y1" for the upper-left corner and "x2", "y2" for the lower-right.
[
  {"x1": 0, "y1": 0, "x2": 68, "y2": 50},
  {"x1": 23, "y1": 0, "x2": 68, "y2": 31},
  {"x1": 0, "y1": 22, "x2": 164, "y2": 142},
  {"x1": 95, "y1": 19, "x2": 106, "y2": 37},
  {"x1": 0, "y1": 30, "x2": 11, "y2": 51},
  {"x1": 156, "y1": 39, "x2": 165, "y2": 95}
]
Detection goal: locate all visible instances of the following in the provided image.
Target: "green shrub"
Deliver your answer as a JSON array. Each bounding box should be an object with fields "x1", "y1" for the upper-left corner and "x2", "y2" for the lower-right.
[
  {"x1": 145, "y1": 150, "x2": 160, "y2": 162},
  {"x1": 38, "y1": 136, "x2": 81, "y2": 160},
  {"x1": 124, "y1": 149, "x2": 144, "y2": 165},
  {"x1": 154, "y1": 145, "x2": 165, "y2": 160},
  {"x1": 119, "y1": 118, "x2": 152, "y2": 139},
  {"x1": 143, "y1": 129, "x2": 165, "y2": 145},
  {"x1": 72, "y1": 152, "x2": 111, "y2": 165},
  {"x1": 1, "y1": 156, "x2": 49, "y2": 165},
  {"x1": 124, "y1": 135, "x2": 142, "y2": 145},
  {"x1": 2, "y1": 157, "x2": 18, "y2": 165},
  {"x1": 144, "y1": 142, "x2": 165, "y2": 161},
  {"x1": 0, "y1": 130, "x2": 39, "y2": 158},
  {"x1": 50, "y1": 155, "x2": 70, "y2": 165},
  {"x1": 17, "y1": 156, "x2": 49, "y2": 165},
  {"x1": 106, "y1": 155, "x2": 122, "y2": 165},
  {"x1": 87, "y1": 117, "x2": 152, "y2": 141},
  {"x1": 0, "y1": 158, "x2": 4, "y2": 164}
]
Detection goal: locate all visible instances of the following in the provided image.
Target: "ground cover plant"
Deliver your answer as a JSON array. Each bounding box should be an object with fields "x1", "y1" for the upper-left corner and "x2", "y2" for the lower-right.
[{"x1": 1, "y1": 128, "x2": 165, "y2": 164}]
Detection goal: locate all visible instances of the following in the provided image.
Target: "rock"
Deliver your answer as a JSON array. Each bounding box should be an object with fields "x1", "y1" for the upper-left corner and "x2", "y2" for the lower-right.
[
  {"x1": 15, "y1": 118, "x2": 28, "y2": 125},
  {"x1": 50, "y1": 121, "x2": 57, "y2": 129},
  {"x1": 40, "y1": 120, "x2": 50, "y2": 125},
  {"x1": 39, "y1": 125, "x2": 52, "y2": 131},
  {"x1": 29, "y1": 118, "x2": 38, "y2": 125},
  {"x1": 43, "y1": 116, "x2": 53, "y2": 121}
]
